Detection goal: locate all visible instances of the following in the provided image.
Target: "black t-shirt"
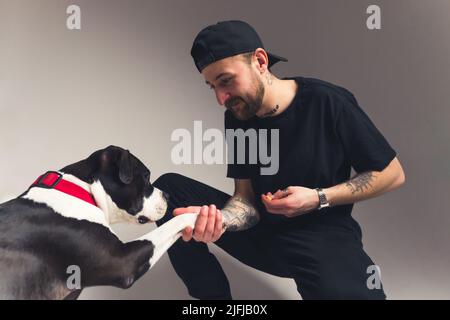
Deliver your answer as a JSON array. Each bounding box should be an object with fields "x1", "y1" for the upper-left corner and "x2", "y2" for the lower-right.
[{"x1": 225, "y1": 76, "x2": 396, "y2": 226}]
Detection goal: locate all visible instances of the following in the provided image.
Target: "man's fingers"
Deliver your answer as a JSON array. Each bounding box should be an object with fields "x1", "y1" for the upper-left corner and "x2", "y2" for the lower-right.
[
  {"x1": 212, "y1": 209, "x2": 224, "y2": 242},
  {"x1": 261, "y1": 189, "x2": 288, "y2": 203},
  {"x1": 193, "y1": 205, "x2": 209, "y2": 240},
  {"x1": 173, "y1": 206, "x2": 201, "y2": 216},
  {"x1": 182, "y1": 226, "x2": 193, "y2": 242},
  {"x1": 273, "y1": 189, "x2": 289, "y2": 199},
  {"x1": 203, "y1": 205, "x2": 216, "y2": 242},
  {"x1": 263, "y1": 197, "x2": 293, "y2": 214},
  {"x1": 173, "y1": 205, "x2": 223, "y2": 243},
  {"x1": 272, "y1": 190, "x2": 283, "y2": 199},
  {"x1": 266, "y1": 197, "x2": 291, "y2": 210}
]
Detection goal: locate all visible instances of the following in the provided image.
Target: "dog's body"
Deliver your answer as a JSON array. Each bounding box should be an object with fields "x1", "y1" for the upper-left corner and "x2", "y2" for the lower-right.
[{"x1": 0, "y1": 146, "x2": 197, "y2": 299}]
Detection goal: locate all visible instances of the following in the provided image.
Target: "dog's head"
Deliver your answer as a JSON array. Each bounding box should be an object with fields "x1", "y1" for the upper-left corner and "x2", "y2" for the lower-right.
[{"x1": 64, "y1": 146, "x2": 168, "y2": 224}]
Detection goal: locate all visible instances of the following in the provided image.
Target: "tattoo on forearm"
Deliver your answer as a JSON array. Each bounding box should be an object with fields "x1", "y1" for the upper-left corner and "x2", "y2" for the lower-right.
[
  {"x1": 221, "y1": 196, "x2": 260, "y2": 231},
  {"x1": 345, "y1": 172, "x2": 375, "y2": 194}
]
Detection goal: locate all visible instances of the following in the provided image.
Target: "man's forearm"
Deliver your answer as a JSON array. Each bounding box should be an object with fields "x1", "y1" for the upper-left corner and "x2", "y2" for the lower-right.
[
  {"x1": 221, "y1": 196, "x2": 260, "y2": 231},
  {"x1": 323, "y1": 162, "x2": 404, "y2": 207},
  {"x1": 324, "y1": 171, "x2": 380, "y2": 207}
]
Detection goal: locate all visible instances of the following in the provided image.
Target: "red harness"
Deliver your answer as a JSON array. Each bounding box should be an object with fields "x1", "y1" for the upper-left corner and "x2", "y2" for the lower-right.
[{"x1": 30, "y1": 171, "x2": 97, "y2": 207}]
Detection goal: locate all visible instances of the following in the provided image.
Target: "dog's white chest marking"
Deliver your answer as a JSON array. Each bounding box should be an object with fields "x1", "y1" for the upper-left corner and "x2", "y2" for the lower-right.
[{"x1": 21, "y1": 174, "x2": 111, "y2": 230}]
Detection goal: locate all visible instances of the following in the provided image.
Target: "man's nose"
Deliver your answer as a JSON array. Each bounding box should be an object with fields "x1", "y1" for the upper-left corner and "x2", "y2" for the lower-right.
[{"x1": 215, "y1": 90, "x2": 230, "y2": 106}]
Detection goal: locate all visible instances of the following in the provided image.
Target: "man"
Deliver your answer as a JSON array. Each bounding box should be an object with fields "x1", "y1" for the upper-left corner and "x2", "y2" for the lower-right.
[{"x1": 154, "y1": 20, "x2": 405, "y2": 299}]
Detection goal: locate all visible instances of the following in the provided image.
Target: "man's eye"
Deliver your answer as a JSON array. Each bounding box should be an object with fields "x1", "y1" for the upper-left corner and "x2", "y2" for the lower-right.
[
  {"x1": 208, "y1": 77, "x2": 233, "y2": 90},
  {"x1": 221, "y1": 77, "x2": 232, "y2": 85}
]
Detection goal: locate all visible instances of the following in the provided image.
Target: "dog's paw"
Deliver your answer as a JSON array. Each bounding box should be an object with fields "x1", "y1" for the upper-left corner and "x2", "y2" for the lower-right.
[{"x1": 121, "y1": 275, "x2": 136, "y2": 289}]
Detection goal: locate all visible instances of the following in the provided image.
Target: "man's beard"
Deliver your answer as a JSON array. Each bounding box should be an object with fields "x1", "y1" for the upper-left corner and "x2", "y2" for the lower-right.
[{"x1": 225, "y1": 75, "x2": 265, "y2": 121}]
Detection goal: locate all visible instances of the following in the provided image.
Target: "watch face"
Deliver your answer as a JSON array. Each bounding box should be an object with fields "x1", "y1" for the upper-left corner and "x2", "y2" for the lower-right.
[
  {"x1": 316, "y1": 188, "x2": 329, "y2": 210},
  {"x1": 318, "y1": 190, "x2": 328, "y2": 207},
  {"x1": 319, "y1": 193, "x2": 326, "y2": 204}
]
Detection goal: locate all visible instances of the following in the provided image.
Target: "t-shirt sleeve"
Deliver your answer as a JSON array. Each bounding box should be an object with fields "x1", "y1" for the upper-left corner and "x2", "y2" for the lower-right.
[
  {"x1": 334, "y1": 90, "x2": 397, "y2": 173},
  {"x1": 224, "y1": 110, "x2": 255, "y2": 179}
]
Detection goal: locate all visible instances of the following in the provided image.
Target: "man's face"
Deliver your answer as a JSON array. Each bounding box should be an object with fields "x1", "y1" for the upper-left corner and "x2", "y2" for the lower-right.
[{"x1": 202, "y1": 55, "x2": 265, "y2": 121}]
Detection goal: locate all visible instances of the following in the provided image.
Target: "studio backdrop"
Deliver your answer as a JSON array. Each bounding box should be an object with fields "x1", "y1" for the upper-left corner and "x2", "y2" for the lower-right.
[{"x1": 0, "y1": 0, "x2": 449, "y2": 299}]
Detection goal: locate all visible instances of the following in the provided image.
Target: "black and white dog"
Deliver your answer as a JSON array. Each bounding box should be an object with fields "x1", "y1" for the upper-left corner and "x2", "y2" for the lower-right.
[{"x1": 0, "y1": 146, "x2": 197, "y2": 299}]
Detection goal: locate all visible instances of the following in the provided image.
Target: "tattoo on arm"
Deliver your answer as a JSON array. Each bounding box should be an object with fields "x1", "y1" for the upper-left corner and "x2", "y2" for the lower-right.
[
  {"x1": 345, "y1": 172, "x2": 375, "y2": 194},
  {"x1": 221, "y1": 196, "x2": 260, "y2": 231}
]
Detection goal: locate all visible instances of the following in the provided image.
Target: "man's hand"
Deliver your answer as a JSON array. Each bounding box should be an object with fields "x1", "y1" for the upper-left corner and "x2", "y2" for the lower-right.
[
  {"x1": 261, "y1": 186, "x2": 320, "y2": 217},
  {"x1": 173, "y1": 205, "x2": 225, "y2": 243}
]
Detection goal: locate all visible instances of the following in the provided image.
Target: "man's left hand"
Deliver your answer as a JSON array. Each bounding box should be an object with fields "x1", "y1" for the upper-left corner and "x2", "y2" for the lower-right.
[{"x1": 261, "y1": 186, "x2": 320, "y2": 217}]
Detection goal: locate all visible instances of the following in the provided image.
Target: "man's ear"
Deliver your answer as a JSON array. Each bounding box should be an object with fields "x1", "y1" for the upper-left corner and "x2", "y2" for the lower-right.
[
  {"x1": 254, "y1": 48, "x2": 269, "y2": 73},
  {"x1": 119, "y1": 149, "x2": 133, "y2": 184}
]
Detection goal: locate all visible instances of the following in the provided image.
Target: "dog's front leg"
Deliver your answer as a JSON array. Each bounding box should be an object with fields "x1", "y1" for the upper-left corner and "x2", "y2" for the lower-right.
[
  {"x1": 136, "y1": 213, "x2": 198, "y2": 268},
  {"x1": 90, "y1": 213, "x2": 198, "y2": 291}
]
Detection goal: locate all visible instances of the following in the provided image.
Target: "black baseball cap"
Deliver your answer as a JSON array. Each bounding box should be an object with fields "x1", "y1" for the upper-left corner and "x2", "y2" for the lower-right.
[{"x1": 191, "y1": 20, "x2": 288, "y2": 73}]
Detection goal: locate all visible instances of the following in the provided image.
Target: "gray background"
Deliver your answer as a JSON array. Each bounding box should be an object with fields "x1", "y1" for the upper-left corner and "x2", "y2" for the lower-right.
[{"x1": 0, "y1": 0, "x2": 449, "y2": 299}]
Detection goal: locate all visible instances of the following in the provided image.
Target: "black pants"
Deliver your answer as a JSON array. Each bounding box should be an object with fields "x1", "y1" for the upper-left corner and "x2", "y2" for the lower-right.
[{"x1": 154, "y1": 173, "x2": 386, "y2": 300}]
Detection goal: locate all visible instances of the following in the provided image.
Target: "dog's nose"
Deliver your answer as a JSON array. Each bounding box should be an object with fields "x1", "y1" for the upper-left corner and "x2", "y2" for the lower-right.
[
  {"x1": 162, "y1": 192, "x2": 170, "y2": 201},
  {"x1": 138, "y1": 216, "x2": 150, "y2": 224}
]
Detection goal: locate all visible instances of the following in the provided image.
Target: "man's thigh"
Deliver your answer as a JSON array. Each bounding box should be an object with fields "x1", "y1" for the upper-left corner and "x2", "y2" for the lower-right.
[{"x1": 278, "y1": 222, "x2": 386, "y2": 300}]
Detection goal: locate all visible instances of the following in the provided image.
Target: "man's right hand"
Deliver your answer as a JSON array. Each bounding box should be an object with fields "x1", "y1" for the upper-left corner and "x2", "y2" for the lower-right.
[{"x1": 173, "y1": 205, "x2": 225, "y2": 243}]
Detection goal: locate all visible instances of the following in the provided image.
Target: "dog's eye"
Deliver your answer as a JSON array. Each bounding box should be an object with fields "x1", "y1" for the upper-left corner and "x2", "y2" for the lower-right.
[{"x1": 144, "y1": 172, "x2": 150, "y2": 181}]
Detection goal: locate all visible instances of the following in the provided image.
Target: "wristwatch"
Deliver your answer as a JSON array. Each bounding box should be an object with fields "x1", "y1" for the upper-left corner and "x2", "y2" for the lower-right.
[{"x1": 315, "y1": 188, "x2": 330, "y2": 210}]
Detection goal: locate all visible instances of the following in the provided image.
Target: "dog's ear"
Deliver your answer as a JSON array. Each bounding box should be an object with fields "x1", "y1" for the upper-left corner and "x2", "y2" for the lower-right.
[
  {"x1": 119, "y1": 149, "x2": 134, "y2": 185},
  {"x1": 99, "y1": 149, "x2": 110, "y2": 171},
  {"x1": 86, "y1": 149, "x2": 106, "y2": 183},
  {"x1": 60, "y1": 149, "x2": 103, "y2": 183}
]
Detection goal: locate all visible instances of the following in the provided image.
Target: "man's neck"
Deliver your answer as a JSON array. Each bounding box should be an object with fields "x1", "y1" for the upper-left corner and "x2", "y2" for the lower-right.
[{"x1": 256, "y1": 76, "x2": 298, "y2": 118}]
